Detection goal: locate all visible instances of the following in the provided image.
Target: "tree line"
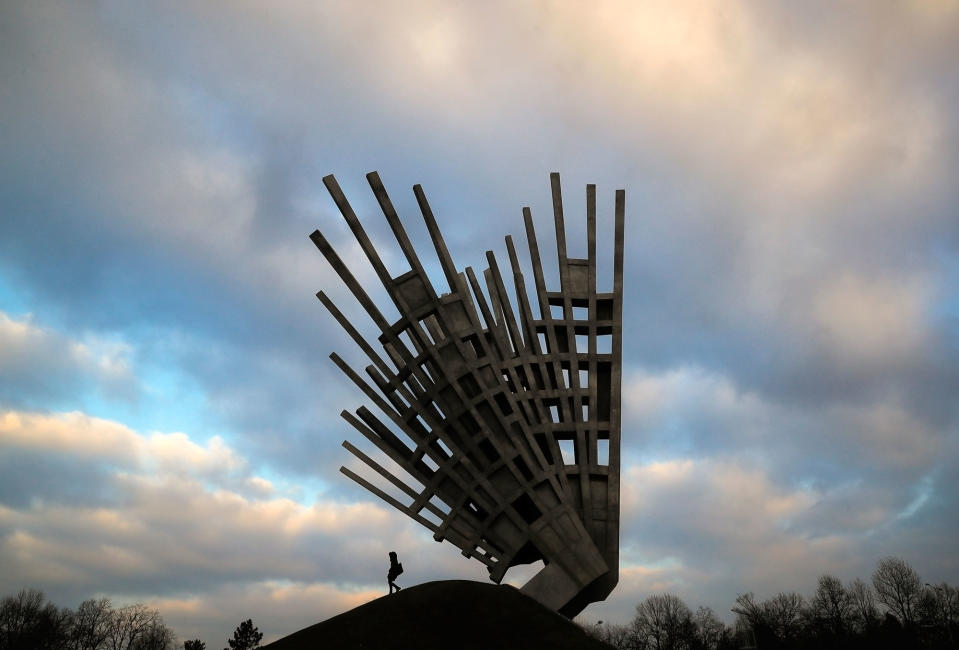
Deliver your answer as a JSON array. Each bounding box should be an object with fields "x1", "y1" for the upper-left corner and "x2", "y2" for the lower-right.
[
  {"x1": 0, "y1": 590, "x2": 262, "y2": 650},
  {"x1": 4, "y1": 555, "x2": 955, "y2": 649},
  {"x1": 583, "y1": 556, "x2": 958, "y2": 650}
]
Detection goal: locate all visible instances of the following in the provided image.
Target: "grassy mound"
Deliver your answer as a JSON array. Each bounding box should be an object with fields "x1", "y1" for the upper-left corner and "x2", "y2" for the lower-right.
[{"x1": 263, "y1": 579, "x2": 612, "y2": 650}]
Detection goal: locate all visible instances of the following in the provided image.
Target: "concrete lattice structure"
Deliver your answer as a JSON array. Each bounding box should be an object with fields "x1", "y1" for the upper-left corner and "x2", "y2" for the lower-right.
[{"x1": 311, "y1": 172, "x2": 624, "y2": 617}]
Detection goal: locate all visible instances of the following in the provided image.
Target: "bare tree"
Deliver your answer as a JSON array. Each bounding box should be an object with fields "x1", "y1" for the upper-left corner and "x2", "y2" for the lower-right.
[
  {"x1": 846, "y1": 578, "x2": 879, "y2": 632},
  {"x1": 0, "y1": 588, "x2": 70, "y2": 650},
  {"x1": 731, "y1": 616, "x2": 757, "y2": 650},
  {"x1": 731, "y1": 592, "x2": 766, "y2": 646},
  {"x1": 632, "y1": 594, "x2": 695, "y2": 650},
  {"x1": 871, "y1": 556, "x2": 923, "y2": 627},
  {"x1": 922, "y1": 582, "x2": 958, "y2": 648},
  {"x1": 763, "y1": 592, "x2": 805, "y2": 643},
  {"x1": 608, "y1": 623, "x2": 643, "y2": 650},
  {"x1": 106, "y1": 603, "x2": 175, "y2": 650},
  {"x1": 810, "y1": 575, "x2": 851, "y2": 637},
  {"x1": 732, "y1": 591, "x2": 804, "y2": 647},
  {"x1": 68, "y1": 597, "x2": 114, "y2": 650},
  {"x1": 107, "y1": 604, "x2": 146, "y2": 650},
  {"x1": 133, "y1": 615, "x2": 176, "y2": 650},
  {"x1": 731, "y1": 593, "x2": 762, "y2": 624},
  {"x1": 581, "y1": 621, "x2": 639, "y2": 650},
  {"x1": 693, "y1": 606, "x2": 725, "y2": 650}
]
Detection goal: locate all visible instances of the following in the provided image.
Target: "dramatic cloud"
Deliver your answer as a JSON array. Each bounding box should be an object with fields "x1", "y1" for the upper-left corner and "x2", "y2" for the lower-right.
[
  {"x1": 0, "y1": 408, "x2": 494, "y2": 642},
  {"x1": 1, "y1": 0, "x2": 958, "y2": 645}
]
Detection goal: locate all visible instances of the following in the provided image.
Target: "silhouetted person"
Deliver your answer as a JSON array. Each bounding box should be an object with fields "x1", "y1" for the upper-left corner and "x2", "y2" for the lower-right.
[{"x1": 388, "y1": 551, "x2": 403, "y2": 593}]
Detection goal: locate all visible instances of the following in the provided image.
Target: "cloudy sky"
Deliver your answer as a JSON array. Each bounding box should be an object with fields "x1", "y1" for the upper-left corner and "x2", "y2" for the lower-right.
[{"x1": 2, "y1": 0, "x2": 959, "y2": 644}]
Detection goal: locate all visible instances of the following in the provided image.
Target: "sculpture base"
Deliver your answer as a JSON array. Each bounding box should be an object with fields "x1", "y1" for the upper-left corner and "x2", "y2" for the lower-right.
[{"x1": 262, "y1": 580, "x2": 611, "y2": 650}]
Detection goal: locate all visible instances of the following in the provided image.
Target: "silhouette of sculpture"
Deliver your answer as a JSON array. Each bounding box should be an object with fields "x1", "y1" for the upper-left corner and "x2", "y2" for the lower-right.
[
  {"x1": 311, "y1": 172, "x2": 624, "y2": 617},
  {"x1": 388, "y1": 551, "x2": 403, "y2": 593}
]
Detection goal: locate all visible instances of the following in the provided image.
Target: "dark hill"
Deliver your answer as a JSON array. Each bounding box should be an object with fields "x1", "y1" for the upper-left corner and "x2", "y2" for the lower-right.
[{"x1": 263, "y1": 580, "x2": 613, "y2": 650}]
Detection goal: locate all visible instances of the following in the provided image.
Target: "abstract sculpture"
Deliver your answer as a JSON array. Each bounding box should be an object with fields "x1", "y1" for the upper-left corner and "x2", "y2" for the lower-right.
[{"x1": 310, "y1": 172, "x2": 624, "y2": 617}]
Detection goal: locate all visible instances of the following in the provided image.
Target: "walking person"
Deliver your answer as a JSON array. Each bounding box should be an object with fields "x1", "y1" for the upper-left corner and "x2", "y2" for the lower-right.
[{"x1": 388, "y1": 551, "x2": 403, "y2": 593}]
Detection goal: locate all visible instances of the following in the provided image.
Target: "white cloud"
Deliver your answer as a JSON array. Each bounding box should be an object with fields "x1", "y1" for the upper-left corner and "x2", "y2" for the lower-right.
[
  {"x1": 621, "y1": 364, "x2": 944, "y2": 478},
  {"x1": 0, "y1": 409, "x2": 485, "y2": 638},
  {"x1": 622, "y1": 458, "x2": 819, "y2": 553},
  {"x1": 0, "y1": 311, "x2": 140, "y2": 405},
  {"x1": 144, "y1": 432, "x2": 246, "y2": 478},
  {"x1": 623, "y1": 365, "x2": 769, "y2": 444},
  {"x1": 0, "y1": 410, "x2": 140, "y2": 463},
  {"x1": 601, "y1": 455, "x2": 881, "y2": 623},
  {"x1": 812, "y1": 272, "x2": 932, "y2": 363},
  {"x1": 0, "y1": 411, "x2": 251, "y2": 482}
]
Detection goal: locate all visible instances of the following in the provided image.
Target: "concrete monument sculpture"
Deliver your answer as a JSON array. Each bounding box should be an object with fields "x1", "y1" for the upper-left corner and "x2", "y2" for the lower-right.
[{"x1": 310, "y1": 172, "x2": 624, "y2": 617}]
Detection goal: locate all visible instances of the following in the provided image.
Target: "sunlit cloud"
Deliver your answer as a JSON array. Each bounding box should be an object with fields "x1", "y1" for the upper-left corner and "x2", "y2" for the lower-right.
[{"x1": 812, "y1": 272, "x2": 932, "y2": 362}]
